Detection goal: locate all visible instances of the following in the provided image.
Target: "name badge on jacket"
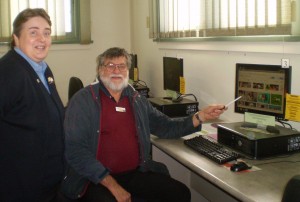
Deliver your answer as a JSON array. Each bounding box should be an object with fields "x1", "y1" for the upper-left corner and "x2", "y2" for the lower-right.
[{"x1": 115, "y1": 107, "x2": 126, "y2": 112}]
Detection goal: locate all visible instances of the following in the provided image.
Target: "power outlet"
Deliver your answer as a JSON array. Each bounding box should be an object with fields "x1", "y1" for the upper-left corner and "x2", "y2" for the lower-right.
[{"x1": 281, "y1": 58, "x2": 290, "y2": 68}]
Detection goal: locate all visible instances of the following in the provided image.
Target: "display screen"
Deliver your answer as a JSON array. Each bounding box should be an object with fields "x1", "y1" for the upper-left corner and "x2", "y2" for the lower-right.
[
  {"x1": 163, "y1": 57, "x2": 183, "y2": 92},
  {"x1": 235, "y1": 63, "x2": 292, "y2": 120}
]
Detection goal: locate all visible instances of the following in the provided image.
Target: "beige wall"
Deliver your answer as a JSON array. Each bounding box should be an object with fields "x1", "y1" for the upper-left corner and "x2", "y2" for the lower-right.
[
  {"x1": 1, "y1": 0, "x2": 299, "y2": 130},
  {"x1": 47, "y1": 0, "x2": 131, "y2": 105},
  {"x1": 131, "y1": 0, "x2": 300, "y2": 130}
]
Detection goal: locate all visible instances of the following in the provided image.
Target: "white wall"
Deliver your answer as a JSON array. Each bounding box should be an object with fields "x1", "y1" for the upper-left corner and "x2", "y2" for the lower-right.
[{"x1": 131, "y1": 0, "x2": 300, "y2": 130}]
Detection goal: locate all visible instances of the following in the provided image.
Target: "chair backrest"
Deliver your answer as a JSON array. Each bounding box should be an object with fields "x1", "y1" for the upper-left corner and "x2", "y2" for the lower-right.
[
  {"x1": 68, "y1": 77, "x2": 84, "y2": 100},
  {"x1": 282, "y1": 175, "x2": 300, "y2": 202}
]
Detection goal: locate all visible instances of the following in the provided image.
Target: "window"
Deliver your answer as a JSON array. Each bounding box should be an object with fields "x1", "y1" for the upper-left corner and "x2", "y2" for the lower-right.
[
  {"x1": 0, "y1": 0, "x2": 91, "y2": 45},
  {"x1": 149, "y1": 0, "x2": 298, "y2": 40}
]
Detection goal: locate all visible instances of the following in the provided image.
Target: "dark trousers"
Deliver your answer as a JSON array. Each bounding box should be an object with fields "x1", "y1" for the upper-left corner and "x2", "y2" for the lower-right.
[
  {"x1": 39, "y1": 185, "x2": 70, "y2": 202},
  {"x1": 80, "y1": 170, "x2": 191, "y2": 202}
]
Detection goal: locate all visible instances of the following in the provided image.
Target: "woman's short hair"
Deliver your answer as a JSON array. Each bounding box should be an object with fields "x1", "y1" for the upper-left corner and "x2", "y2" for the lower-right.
[{"x1": 11, "y1": 8, "x2": 51, "y2": 48}]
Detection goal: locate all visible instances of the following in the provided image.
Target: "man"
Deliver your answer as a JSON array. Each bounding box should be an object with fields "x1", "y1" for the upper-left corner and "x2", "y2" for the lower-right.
[
  {"x1": 0, "y1": 8, "x2": 65, "y2": 201},
  {"x1": 61, "y1": 47, "x2": 225, "y2": 202}
]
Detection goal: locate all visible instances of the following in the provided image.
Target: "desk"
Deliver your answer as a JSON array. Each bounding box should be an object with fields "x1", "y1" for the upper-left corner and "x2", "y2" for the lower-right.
[{"x1": 151, "y1": 125, "x2": 300, "y2": 202}]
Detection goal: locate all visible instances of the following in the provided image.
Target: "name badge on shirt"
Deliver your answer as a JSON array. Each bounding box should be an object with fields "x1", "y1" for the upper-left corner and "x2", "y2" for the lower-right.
[{"x1": 116, "y1": 107, "x2": 126, "y2": 112}]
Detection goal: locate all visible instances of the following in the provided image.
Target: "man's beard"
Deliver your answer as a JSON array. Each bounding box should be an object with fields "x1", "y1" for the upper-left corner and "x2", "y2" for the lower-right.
[{"x1": 100, "y1": 73, "x2": 129, "y2": 92}]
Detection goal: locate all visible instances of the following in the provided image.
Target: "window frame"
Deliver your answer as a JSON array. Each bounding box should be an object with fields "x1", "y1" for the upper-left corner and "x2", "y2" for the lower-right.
[{"x1": 0, "y1": 0, "x2": 91, "y2": 46}]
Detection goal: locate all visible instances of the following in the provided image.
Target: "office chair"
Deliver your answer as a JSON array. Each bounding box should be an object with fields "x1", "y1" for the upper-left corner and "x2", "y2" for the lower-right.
[
  {"x1": 68, "y1": 76, "x2": 84, "y2": 101},
  {"x1": 282, "y1": 175, "x2": 300, "y2": 202}
]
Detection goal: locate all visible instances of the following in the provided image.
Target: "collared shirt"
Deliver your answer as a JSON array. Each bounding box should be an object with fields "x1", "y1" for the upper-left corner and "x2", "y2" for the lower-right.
[
  {"x1": 97, "y1": 88, "x2": 139, "y2": 174},
  {"x1": 14, "y1": 47, "x2": 50, "y2": 93}
]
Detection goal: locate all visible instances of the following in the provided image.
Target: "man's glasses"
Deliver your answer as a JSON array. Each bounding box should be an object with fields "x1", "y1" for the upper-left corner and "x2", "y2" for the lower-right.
[{"x1": 103, "y1": 63, "x2": 128, "y2": 72}]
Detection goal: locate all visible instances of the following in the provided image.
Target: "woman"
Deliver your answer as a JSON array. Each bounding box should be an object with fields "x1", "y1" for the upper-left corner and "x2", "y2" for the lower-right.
[{"x1": 0, "y1": 8, "x2": 65, "y2": 202}]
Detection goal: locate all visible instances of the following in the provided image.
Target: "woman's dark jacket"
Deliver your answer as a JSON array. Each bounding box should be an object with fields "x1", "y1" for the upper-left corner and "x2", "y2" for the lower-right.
[{"x1": 0, "y1": 50, "x2": 65, "y2": 201}]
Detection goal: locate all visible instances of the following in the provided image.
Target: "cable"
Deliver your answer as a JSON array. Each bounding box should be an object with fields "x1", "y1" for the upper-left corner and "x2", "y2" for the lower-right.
[
  {"x1": 277, "y1": 119, "x2": 295, "y2": 130},
  {"x1": 133, "y1": 79, "x2": 147, "y2": 87},
  {"x1": 177, "y1": 93, "x2": 198, "y2": 102}
]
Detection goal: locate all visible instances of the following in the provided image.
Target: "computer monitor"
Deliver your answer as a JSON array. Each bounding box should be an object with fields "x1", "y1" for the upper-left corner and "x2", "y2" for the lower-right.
[
  {"x1": 163, "y1": 57, "x2": 183, "y2": 93},
  {"x1": 129, "y1": 54, "x2": 138, "y2": 82},
  {"x1": 234, "y1": 63, "x2": 292, "y2": 121}
]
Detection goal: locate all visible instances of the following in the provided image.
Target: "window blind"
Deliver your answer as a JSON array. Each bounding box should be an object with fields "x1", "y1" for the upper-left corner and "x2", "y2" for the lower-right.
[{"x1": 149, "y1": 0, "x2": 294, "y2": 39}]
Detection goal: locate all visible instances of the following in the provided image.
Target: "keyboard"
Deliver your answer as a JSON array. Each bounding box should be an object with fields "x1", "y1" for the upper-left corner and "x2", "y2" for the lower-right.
[{"x1": 184, "y1": 135, "x2": 241, "y2": 164}]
